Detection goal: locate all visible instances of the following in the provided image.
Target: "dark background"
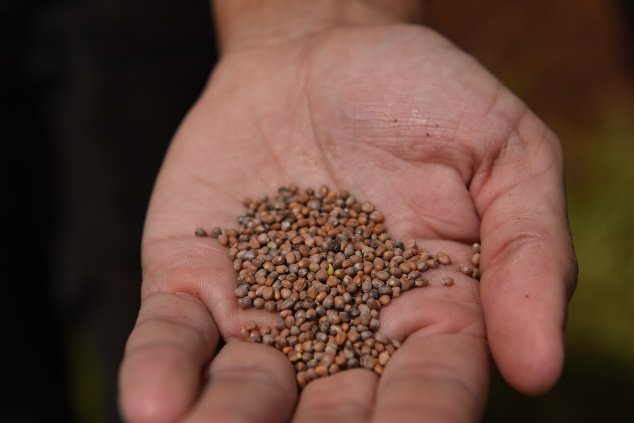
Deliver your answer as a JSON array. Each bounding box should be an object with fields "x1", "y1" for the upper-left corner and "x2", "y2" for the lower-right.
[{"x1": 4, "y1": 0, "x2": 633, "y2": 422}]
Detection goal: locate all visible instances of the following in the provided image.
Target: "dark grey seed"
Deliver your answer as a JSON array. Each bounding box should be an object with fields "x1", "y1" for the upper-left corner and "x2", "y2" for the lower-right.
[
  {"x1": 408, "y1": 270, "x2": 421, "y2": 280},
  {"x1": 281, "y1": 299, "x2": 296, "y2": 310},
  {"x1": 346, "y1": 358, "x2": 359, "y2": 368}
]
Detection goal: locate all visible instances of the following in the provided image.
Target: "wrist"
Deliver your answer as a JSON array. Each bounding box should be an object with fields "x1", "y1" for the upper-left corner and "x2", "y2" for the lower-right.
[{"x1": 212, "y1": 0, "x2": 424, "y2": 54}]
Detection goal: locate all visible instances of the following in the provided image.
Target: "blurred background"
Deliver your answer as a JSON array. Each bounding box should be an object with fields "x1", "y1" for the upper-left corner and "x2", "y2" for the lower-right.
[{"x1": 3, "y1": 0, "x2": 633, "y2": 421}]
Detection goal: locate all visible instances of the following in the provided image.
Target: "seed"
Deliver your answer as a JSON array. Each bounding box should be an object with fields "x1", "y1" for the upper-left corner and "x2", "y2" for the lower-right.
[
  {"x1": 378, "y1": 351, "x2": 390, "y2": 366},
  {"x1": 471, "y1": 253, "x2": 480, "y2": 267},
  {"x1": 211, "y1": 185, "x2": 459, "y2": 389},
  {"x1": 315, "y1": 365, "x2": 329, "y2": 377},
  {"x1": 376, "y1": 270, "x2": 390, "y2": 281},
  {"x1": 234, "y1": 286, "x2": 248, "y2": 298},
  {"x1": 361, "y1": 202, "x2": 375, "y2": 213},
  {"x1": 460, "y1": 265, "x2": 473, "y2": 275},
  {"x1": 347, "y1": 358, "x2": 359, "y2": 368},
  {"x1": 369, "y1": 210, "x2": 384, "y2": 222},
  {"x1": 238, "y1": 297, "x2": 252, "y2": 309},
  {"x1": 194, "y1": 227, "x2": 207, "y2": 237},
  {"x1": 414, "y1": 277, "x2": 428, "y2": 287},
  {"x1": 441, "y1": 276, "x2": 454, "y2": 286},
  {"x1": 360, "y1": 355, "x2": 376, "y2": 370},
  {"x1": 472, "y1": 242, "x2": 481, "y2": 254},
  {"x1": 437, "y1": 252, "x2": 451, "y2": 265},
  {"x1": 335, "y1": 331, "x2": 347, "y2": 346},
  {"x1": 316, "y1": 268, "x2": 329, "y2": 282}
]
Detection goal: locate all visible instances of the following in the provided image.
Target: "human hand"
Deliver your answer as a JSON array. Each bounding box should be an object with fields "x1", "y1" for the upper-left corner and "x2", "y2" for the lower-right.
[{"x1": 118, "y1": 1, "x2": 577, "y2": 422}]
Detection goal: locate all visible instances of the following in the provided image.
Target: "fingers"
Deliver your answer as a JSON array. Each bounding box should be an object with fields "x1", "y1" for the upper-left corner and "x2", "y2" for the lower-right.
[
  {"x1": 473, "y1": 114, "x2": 578, "y2": 394},
  {"x1": 373, "y1": 332, "x2": 489, "y2": 423},
  {"x1": 293, "y1": 369, "x2": 378, "y2": 423},
  {"x1": 119, "y1": 292, "x2": 220, "y2": 423},
  {"x1": 184, "y1": 342, "x2": 297, "y2": 423}
]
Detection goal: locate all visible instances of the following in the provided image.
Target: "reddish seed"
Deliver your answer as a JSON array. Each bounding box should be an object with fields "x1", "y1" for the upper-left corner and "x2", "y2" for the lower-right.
[
  {"x1": 437, "y1": 252, "x2": 451, "y2": 265},
  {"x1": 211, "y1": 185, "x2": 462, "y2": 389}
]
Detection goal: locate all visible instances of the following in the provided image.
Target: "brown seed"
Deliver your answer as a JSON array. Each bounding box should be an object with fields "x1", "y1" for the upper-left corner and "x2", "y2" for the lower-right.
[
  {"x1": 234, "y1": 286, "x2": 248, "y2": 298},
  {"x1": 441, "y1": 276, "x2": 454, "y2": 286},
  {"x1": 471, "y1": 253, "x2": 480, "y2": 267},
  {"x1": 260, "y1": 286, "x2": 273, "y2": 300},
  {"x1": 315, "y1": 365, "x2": 329, "y2": 377},
  {"x1": 215, "y1": 185, "x2": 463, "y2": 388},
  {"x1": 373, "y1": 363, "x2": 384, "y2": 375},
  {"x1": 366, "y1": 298, "x2": 381, "y2": 310},
  {"x1": 460, "y1": 265, "x2": 473, "y2": 275},
  {"x1": 361, "y1": 202, "x2": 375, "y2": 213},
  {"x1": 414, "y1": 277, "x2": 429, "y2": 287},
  {"x1": 237, "y1": 297, "x2": 252, "y2": 309},
  {"x1": 322, "y1": 296, "x2": 334, "y2": 309},
  {"x1": 369, "y1": 210, "x2": 384, "y2": 222},
  {"x1": 335, "y1": 331, "x2": 347, "y2": 346},
  {"x1": 315, "y1": 268, "x2": 328, "y2": 282},
  {"x1": 359, "y1": 355, "x2": 377, "y2": 370},
  {"x1": 285, "y1": 252, "x2": 297, "y2": 264},
  {"x1": 437, "y1": 252, "x2": 451, "y2": 265},
  {"x1": 334, "y1": 296, "x2": 345, "y2": 309},
  {"x1": 194, "y1": 227, "x2": 207, "y2": 237},
  {"x1": 378, "y1": 351, "x2": 390, "y2": 366}
]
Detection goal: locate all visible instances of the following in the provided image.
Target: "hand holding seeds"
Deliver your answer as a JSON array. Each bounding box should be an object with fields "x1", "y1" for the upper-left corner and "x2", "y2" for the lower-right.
[
  {"x1": 119, "y1": 3, "x2": 577, "y2": 421},
  {"x1": 202, "y1": 185, "x2": 481, "y2": 387}
]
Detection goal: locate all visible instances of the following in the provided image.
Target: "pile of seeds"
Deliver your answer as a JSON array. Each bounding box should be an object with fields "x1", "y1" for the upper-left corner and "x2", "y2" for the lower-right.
[{"x1": 196, "y1": 185, "x2": 480, "y2": 388}]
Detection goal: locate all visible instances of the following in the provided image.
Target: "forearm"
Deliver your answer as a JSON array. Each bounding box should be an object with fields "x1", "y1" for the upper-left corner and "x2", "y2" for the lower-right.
[{"x1": 212, "y1": 0, "x2": 424, "y2": 53}]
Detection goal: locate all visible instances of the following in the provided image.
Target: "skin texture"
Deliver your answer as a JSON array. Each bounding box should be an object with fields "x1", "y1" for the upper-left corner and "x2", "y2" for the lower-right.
[{"x1": 118, "y1": 19, "x2": 577, "y2": 423}]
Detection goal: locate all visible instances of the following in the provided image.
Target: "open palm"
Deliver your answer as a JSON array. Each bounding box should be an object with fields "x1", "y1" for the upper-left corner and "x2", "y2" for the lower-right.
[{"x1": 119, "y1": 25, "x2": 576, "y2": 423}]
